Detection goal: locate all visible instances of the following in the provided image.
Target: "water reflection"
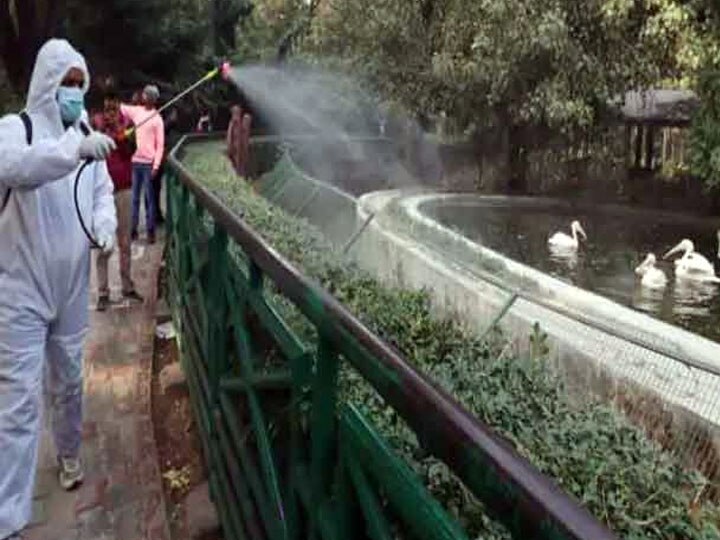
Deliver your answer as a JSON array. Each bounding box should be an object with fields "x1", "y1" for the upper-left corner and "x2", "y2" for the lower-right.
[
  {"x1": 673, "y1": 279, "x2": 717, "y2": 319},
  {"x1": 632, "y1": 283, "x2": 665, "y2": 315},
  {"x1": 548, "y1": 245, "x2": 579, "y2": 272},
  {"x1": 426, "y1": 201, "x2": 720, "y2": 343}
]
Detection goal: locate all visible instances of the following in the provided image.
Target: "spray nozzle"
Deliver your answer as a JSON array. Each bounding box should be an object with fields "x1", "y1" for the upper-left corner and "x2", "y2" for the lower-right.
[
  {"x1": 220, "y1": 61, "x2": 233, "y2": 80},
  {"x1": 203, "y1": 61, "x2": 232, "y2": 82}
]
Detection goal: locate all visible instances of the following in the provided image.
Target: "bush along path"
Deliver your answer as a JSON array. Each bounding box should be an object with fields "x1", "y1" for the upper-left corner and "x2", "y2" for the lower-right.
[{"x1": 183, "y1": 142, "x2": 720, "y2": 540}]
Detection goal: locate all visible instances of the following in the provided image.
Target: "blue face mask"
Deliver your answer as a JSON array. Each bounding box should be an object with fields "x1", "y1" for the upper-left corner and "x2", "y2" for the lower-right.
[{"x1": 57, "y1": 86, "x2": 84, "y2": 124}]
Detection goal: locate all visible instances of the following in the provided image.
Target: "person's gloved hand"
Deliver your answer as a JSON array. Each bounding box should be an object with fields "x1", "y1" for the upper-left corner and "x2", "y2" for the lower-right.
[
  {"x1": 97, "y1": 232, "x2": 115, "y2": 255},
  {"x1": 79, "y1": 132, "x2": 116, "y2": 161}
]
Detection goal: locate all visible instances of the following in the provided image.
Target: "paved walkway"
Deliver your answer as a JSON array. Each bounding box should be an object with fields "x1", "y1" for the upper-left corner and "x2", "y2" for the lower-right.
[{"x1": 25, "y1": 241, "x2": 170, "y2": 540}]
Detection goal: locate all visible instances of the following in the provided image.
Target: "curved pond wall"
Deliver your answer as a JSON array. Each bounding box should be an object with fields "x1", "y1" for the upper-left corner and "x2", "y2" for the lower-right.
[
  {"x1": 257, "y1": 147, "x2": 720, "y2": 480},
  {"x1": 404, "y1": 194, "x2": 720, "y2": 364}
]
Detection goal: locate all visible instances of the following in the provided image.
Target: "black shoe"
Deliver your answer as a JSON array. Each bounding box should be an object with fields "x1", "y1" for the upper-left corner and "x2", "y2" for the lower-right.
[
  {"x1": 123, "y1": 290, "x2": 144, "y2": 303},
  {"x1": 96, "y1": 295, "x2": 110, "y2": 312},
  {"x1": 147, "y1": 233, "x2": 156, "y2": 245},
  {"x1": 131, "y1": 230, "x2": 138, "y2": 242}
]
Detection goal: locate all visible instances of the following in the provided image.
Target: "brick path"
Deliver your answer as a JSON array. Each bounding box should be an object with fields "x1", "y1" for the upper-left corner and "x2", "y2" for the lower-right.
[{"x1": 25, "y1": 241, "x2": 170, "y2": 540}]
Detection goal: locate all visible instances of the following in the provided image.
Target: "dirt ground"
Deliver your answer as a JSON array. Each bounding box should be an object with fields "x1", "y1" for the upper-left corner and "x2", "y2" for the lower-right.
[{"x1": 151, "y1": 331, "x2": 224, "y2": 540}]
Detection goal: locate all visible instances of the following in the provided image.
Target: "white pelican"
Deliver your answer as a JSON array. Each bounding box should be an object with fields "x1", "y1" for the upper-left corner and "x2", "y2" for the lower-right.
[
  {"x1": 663, "y1": 239, "x2": 720, "y2": 282},
  {"x1": 548, "y1": 220, "x2": 587, "y2": 250},
  {"x1": 634, "y1": 253, "x2": 667, "y2": 290}
]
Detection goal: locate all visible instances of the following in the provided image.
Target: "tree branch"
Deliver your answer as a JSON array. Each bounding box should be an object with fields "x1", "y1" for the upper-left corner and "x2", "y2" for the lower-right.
[
  {"x1": 0, "y1": 0, "x2": 59, "y2": 91},
  {"x1": 0, "y1": 0, "x2": 24, "y2": 90},
  {"x1": 43, "y1": 0, "x2": 64, "y2": 38}
]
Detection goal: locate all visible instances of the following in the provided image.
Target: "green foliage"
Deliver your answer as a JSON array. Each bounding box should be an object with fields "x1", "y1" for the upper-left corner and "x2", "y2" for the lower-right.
[
  {"x1": 0, "y1": 63, "x2": 21, "y2": 115},
  {"x1": 231, "y1": 0, "x2": 315, "y2": 63},
  {"x1": 690, "y1": 69, "x2": 720, "y2": 190},
  {"x1": 299, "y1": 0, "x2": 699, "y2": 132},
  {"x1": 0, "y1": 0, "x2": 65, "y2": 91},
  {"x1": 213, "y1": 0, "x2": 254, "y2": 55},
  {"x1": 64, "y1": 0, "x2": 210, "y2": 87},
  {"x1": 183, "y1": 141, "x2": 720, "y2": 539},
  {"x1": 0, "y1": 0, "x2": 221, "y2": 96}
]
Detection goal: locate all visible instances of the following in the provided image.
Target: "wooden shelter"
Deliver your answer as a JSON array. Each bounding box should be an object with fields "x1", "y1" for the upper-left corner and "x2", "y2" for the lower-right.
[{"x1": 617, "y1": 90, "x2": 699, "y2": 172}]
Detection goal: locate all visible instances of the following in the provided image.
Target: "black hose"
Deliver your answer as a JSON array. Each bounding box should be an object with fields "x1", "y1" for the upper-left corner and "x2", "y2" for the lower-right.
[{"x1": 74, "y1": 159, "x2": 102, "y2": 249}]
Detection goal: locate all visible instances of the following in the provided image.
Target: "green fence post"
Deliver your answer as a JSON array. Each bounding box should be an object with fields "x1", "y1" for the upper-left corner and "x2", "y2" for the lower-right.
[
  {"x1": 287, "y1": 348, "x2": 311, "y2": 540},
  {"x1": 178, "y1": 183, "x2": 191, "y2": 302},
  {"x1": 166, "y1": 171, "x2": 179, "y2": 310},
  {"x1": 335, "y1": 445, "x2": 361, "y2": 540},
  {"x1": 309, "y1": 337, "x2": 339, "y2": 537},
  {"x1": 206, "y1": 223, "x2": 229, "y2": 523},
  {"x1": 207, "y1": 224, "x2": 229, "y2": 421}
]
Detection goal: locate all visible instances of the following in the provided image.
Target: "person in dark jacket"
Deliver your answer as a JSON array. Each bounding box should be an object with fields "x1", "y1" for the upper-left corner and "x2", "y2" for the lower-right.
[
  {"x1": 91, "y1": 91, "x2": 143, "y2": 311},
  {"x1": 152, "y1": 107, "x2": 179, "y2": 224}
]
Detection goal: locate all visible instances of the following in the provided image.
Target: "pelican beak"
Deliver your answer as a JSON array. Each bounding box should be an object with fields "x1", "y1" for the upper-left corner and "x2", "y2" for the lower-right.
[{"x1": 663, "y1": 242, "x2": 683, "y2": 260}]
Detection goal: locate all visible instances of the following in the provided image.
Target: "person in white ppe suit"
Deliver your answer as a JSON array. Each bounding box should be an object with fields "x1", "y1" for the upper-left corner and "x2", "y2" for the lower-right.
[{"x1": 0, "y1": 39, "x2": 118, "y2": 539}]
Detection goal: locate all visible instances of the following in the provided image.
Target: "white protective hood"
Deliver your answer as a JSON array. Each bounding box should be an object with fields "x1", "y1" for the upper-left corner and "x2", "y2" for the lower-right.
[{"x1": 26, "y1": 39, "x2": 90, "y2": 136}]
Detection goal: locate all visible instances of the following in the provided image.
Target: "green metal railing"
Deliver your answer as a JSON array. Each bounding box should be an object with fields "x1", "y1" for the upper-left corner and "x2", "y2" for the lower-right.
[{"x1": 166, "y1": 137, "x2": 617, "y2": 540}]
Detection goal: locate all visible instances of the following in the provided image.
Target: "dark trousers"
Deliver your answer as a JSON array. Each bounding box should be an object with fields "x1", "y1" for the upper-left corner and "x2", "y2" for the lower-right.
[
  {"x1": 154, "y1": 160, "x2": 165, "y2": 221},
  {"x1": 131, "y1": 163, "x2": 156, "y2": 237}
]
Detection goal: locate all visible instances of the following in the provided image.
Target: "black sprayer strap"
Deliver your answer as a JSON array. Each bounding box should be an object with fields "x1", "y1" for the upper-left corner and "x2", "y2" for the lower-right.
[
  {"x1": 19, "y1": 111, "x2": 32, "y2": 145},
  {"x1": 1, "y1": 111, "x2": 32, "y2": 212}
]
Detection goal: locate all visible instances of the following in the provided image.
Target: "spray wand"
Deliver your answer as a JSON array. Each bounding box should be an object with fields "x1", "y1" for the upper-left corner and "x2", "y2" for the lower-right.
[
  {"x1": 76, "y1": 61, "x2": 234, "y2": 248},
  {"x1": 123, "y1": 61, "x2": 233, "y2": 138}
]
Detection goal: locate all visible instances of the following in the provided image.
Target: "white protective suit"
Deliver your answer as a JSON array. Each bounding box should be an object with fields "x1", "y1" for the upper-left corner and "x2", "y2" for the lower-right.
[{"x1": 0, "y1": 40, "x2": 116, "y2": 537}]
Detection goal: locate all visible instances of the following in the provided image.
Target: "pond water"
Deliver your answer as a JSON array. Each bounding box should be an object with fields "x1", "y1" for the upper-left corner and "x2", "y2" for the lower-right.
[{"x1": 422, "y1": 198, "x2": 720, "y2": 343}]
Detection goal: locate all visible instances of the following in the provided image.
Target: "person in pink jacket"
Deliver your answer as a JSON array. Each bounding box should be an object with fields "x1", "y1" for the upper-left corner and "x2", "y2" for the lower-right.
[{"x1": 120, "y1": 85, "x2": 164, "y2": 244}]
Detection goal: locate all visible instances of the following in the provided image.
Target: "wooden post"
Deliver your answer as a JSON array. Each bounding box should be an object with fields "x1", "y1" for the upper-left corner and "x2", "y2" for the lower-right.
[
  {"x1": 645, "y1": 126, "x2": 655, "y2": 170},
  {"x1": 625, "y1": 124, "x2": 632, "y2": 168},
  {"x1": 678, "y1": 128, "x2": 686, "y2": 166},
  {"x1": 634, "y1": 125, "x2": 643, "y2": 169}
]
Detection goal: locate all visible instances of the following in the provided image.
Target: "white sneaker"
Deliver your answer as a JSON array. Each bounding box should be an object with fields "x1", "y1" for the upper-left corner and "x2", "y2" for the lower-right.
[{"x1": 58, "y1": 456, "x2": 84, "y2": 491}]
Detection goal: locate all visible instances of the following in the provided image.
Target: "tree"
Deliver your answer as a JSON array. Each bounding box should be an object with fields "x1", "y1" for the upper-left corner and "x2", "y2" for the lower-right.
[
  {"x1": 305, "y1": 0, "x2": 697, "y2": 131},
  {"x1": 290, "y1": 0, "x2": 709, "y2": 189},
  {"x1": 63, "y1": 0, "x2": 210, "y2": 89},
  {"x1": 0, "y1": 60, "x2": 21, "y2": 114},
  {"x1": 0, "y1": 0, "x2": 225, "y2": 96},
  {"x1": 0, "y1": 0, "x2": 65, "y2": 92},
  {"x1": 682, "y1": 1, "x2": 720, "y2": 189},
  {"x1": 232, "y1": 0, "x2": 317, "y2": 64},
  {"x1": 212, "y1": 0, "x2": 254, "y2": 57}
]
